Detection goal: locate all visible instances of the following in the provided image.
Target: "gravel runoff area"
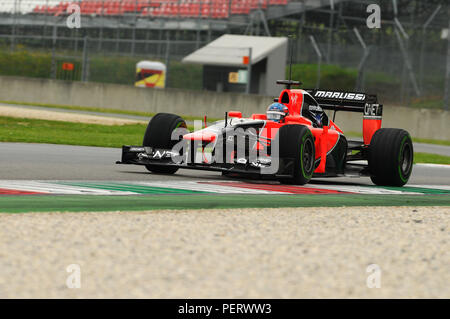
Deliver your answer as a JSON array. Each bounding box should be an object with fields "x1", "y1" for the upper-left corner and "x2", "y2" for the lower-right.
[
  {"x1": 0, "y1": 105, "x2": 146, "y2": 126},
  {"x1": 0, "y1": 206, "x2": 448, "y2": 298}
]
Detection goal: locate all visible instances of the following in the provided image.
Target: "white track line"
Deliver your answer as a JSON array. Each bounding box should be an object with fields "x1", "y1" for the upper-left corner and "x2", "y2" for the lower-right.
[
  {"x1": 409, "y1": 184, "x2": 450, "y2": 191},
  {"x1": 133, "y1": 181, "x2": 287, "y2": 194},
  {"x1": 0, "y1": 181, "x2": 136, "y2": 195},
  {"x1": 0, "y1": 181, "x2": 447, "y2": 195},
  {"x1": 414, "y1": 163, "x2": 450, "y2": 169},
  {"x1": 307, "y1": 184, "x2": 418, "y2": 195}
]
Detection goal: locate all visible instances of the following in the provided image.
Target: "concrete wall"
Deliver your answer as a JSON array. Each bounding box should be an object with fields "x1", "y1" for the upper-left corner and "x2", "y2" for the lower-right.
[{"x1": 0, "y1": 76, "x2": 448, "y2": 141}]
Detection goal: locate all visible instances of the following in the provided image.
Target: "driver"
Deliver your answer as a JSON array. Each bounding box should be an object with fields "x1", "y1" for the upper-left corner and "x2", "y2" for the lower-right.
[{"x1": 266, "y1": 103, "x2": 289, "y2": 123}]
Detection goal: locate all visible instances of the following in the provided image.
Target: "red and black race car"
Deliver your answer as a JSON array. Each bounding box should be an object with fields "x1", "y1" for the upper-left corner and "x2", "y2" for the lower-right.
[{"x1": 117, "y1": 80, "x2": 413, "y2": 186}]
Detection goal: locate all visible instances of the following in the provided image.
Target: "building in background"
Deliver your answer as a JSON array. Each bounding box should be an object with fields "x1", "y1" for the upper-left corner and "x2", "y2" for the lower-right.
[{"x1": 183, "y1": 34, "x2": 287, "y2": 96}]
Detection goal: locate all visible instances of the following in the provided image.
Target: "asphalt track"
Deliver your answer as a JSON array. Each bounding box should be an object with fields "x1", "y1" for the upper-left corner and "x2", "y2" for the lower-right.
[
  {"x1": 0, "y1": 145, "x2": 449, "y2": 298},
  {"x1": 0, "y1": 142, "x2": 448, "y2": 185}
]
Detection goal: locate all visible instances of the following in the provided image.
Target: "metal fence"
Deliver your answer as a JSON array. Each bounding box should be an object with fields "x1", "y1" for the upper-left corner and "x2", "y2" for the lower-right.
[
  {"x1": 291, "y1": 26, "x2": 448, "y2": 106},
  {"x1": 0, "y1": 0, "x2": 449, "y2": 109}
]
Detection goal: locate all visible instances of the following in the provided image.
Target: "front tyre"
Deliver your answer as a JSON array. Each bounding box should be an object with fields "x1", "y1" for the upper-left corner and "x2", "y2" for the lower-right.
[
  {"x1": 277, "y1": 125, "x2": 315, "y2": 185},
  {"x1": 368, "y1": 128, "x2": 413, "y2": 186},
  {"x1": 143, "y1": 113, "x2": 187, "y2": 174}
]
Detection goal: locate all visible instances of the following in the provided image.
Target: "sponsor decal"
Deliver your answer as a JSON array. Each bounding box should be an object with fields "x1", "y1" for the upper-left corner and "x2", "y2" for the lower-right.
[
  {"x1": 314, "y1": 90, "x2": 366, "y2": 101},
  {"x1": 364, "y1": 103, "x2": 382, "y2": 117},
  {"x1": 309, "y1": 104, "x2": 323, "y2": 112},
  {"x1": 137, "y1": 150, "x2": 179, "y2": 160},
  {"x1": 291, "y1": 94, "x2": 299, "y2": 105},
  {"x1": 151, "y1": 150, "x2": 179, "y2": 159},
  {"x1": 152, "y1": 150, "x2": 165, "y2": 159},
  {"x1": 137, "y1": 152, "x2": 150, "y2": 160},
  {"x1": 250, "y1": 162, "x2": 264, "y2": 168},
  {"x1": 250, "y1": 158, "x2": 272, "y2": 168}
]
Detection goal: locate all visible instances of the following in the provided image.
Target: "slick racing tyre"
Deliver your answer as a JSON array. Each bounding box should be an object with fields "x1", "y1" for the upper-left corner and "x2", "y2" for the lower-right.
[
  {"x1": 143, "y1": 113, "x2": 187, "y2": 174},
  {"x1": 368, "y1": 128, "x2": 413, "y2": 186},
  {"x1": 277, "y1": 125, "x2": 315, "y2": 185}
]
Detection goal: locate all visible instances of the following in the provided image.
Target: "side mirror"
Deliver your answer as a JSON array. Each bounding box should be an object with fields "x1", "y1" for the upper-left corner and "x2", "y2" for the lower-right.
[{"x1": 228, "y1": 111, "x2": 242, "y2": 118}]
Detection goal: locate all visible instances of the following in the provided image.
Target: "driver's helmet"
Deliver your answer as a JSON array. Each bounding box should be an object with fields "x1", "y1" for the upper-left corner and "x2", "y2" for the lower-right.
[{"x1": 266, "y1": 103, "x2": 289, "y2": 123}]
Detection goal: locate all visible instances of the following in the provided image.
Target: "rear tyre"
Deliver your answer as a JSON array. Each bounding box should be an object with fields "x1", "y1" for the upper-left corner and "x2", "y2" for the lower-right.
[
  {"x1": 368, "y1": 128, "x2": 413, "y2": 186},
  {"x1": 143, "y1": 113, "x2": 187, "y2": 174},
  {"x1": 277, "y1": 125, "x2": 315, "y2": 185}
]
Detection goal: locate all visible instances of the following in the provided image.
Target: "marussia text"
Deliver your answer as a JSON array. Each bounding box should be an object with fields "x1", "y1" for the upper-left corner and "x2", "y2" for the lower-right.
[
  {"x1": 178, "y1": 303, "x2": 272, "y2": 316},
  {"x1": 314, "y1": 90, "x2": 366, "y2": 101}
]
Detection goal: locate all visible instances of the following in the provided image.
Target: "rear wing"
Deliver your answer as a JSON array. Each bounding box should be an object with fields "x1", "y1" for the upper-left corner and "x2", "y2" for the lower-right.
[
  {"x1": 305, "y1": 89, "x2": 383, "y2": 145},
  {"x1": 305, "y1": 89, "x2": 382, "y2": 117}
]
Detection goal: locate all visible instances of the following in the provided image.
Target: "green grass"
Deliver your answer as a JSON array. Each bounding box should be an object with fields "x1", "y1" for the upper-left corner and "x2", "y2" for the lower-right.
[
  {"x1": 0, "y1": 116, "x2": 448, "y2": 164},
  {"x1": 0, "y1": 116, "x2": 146, "y2": 148},
  {"x1": 412, "y1": 138, "x2": 450, "y2": 147},
  {"x1": 2, "y1": 100, "x2": 449, "y2": 146},
  {"x1": 414, "y1": 153, "x2": 450, "y2": 165}
]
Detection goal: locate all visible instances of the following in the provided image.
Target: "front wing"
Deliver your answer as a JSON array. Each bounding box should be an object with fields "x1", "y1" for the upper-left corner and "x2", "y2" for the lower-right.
[{"x1": 116, "y1": 145, "x2": 296, "y2": 178}]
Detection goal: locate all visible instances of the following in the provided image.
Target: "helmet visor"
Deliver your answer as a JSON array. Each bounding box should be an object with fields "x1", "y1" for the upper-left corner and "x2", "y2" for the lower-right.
[{"x1": 267, "y1": 111, "x2": 285, "y2": 122}]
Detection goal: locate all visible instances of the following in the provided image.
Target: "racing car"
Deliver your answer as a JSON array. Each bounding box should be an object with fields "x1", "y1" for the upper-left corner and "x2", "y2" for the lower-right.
[{"x1": 117, "y1": 80, "x2": 413, "y2": 186}]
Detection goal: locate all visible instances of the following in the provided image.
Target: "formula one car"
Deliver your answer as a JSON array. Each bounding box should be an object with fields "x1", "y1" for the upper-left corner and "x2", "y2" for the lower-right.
[{"x1": 117, "y1": 80, "x2": 413, "y2": 186}]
